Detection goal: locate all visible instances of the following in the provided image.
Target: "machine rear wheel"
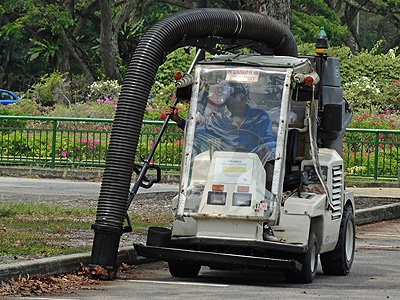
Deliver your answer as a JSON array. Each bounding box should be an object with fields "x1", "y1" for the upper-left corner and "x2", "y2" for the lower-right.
[
  {"x1": 320, "y1": 205, "x2": 355, "y2": 275},
  {"x1": 284, "y1": 232, "x2": 318, "y2": 283},
  {"x1": 168, "y1": 261, "x2": 201, "y2": 278}
]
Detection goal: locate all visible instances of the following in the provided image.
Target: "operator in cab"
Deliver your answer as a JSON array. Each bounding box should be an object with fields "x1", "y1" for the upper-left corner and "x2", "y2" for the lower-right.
[{"x1": 166, "y1": 84, "x2": 276, "y2": 188}]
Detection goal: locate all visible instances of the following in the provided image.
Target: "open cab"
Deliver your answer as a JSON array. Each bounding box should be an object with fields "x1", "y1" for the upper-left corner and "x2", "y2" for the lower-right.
[{"x1": 135, "y1": 54, "x2": 355, "y2": 283}]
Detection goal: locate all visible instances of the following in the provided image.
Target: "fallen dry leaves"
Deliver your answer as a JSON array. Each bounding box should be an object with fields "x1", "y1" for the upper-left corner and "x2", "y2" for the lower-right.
[
  {"x1": 0, "y1": 263, "x2": 104, "y2": 297},
  {"x1": 0, "y1": 262, "x2": 141, "y2": 297}
]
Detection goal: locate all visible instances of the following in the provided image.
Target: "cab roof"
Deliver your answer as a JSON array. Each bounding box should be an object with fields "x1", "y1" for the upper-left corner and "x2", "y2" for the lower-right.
[{"x1": 200, "y1": 54, "x2": 312, "y2": 73}]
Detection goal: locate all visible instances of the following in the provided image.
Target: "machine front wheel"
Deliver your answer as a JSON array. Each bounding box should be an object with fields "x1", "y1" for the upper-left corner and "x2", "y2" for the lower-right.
[
  {"x1": 168, "y1": 261, "x2": 201, "y2": 278},
  {"x1": 284, "y1": 232, "x2": 318, "y2": 283},
  {"x1": 320, "y1": 205, "x2": 355, "y2": 275}
]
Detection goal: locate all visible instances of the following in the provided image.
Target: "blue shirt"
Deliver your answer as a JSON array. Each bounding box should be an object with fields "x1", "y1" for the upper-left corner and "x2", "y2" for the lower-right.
[{"x1": 178, "y1": 106, "x2": 276, "y2": 161}]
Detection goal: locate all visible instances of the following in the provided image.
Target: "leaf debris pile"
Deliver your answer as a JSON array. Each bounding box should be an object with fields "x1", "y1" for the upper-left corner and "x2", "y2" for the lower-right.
[
  {"x1": 0, "y1": 262, "x2": 142, "y2": 297},
  {"x1": 0, "y1": 263, "x2": 104, "y2": 297}
]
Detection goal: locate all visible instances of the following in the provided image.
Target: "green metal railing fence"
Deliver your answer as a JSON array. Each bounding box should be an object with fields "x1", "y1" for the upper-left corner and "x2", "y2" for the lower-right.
[
  {"x1": 343, "y1": 128, "x2": 400, "y2": 180},
  {"x1": 0, "y1": 116, "x2": 183, "y2": 170},
  {"x1": 1, "y1": 116, "x2": 400, "y2": 180}
]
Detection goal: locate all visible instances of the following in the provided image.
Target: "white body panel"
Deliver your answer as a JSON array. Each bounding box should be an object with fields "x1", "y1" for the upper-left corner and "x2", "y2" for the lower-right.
[{"x1": 172, "y1": 56, "x2": 354, "y2": 254}]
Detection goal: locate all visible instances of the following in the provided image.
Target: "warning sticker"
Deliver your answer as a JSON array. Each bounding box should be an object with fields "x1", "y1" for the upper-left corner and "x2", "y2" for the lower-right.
[
  {"x1": 226, "y1": 69, "x2": 260, "y2": 83},
  {"x1": 213, "y1": 157, "x2": 253, "y2": 184}
]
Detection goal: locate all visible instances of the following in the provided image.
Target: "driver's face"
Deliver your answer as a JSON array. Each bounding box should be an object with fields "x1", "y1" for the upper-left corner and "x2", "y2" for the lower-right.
[{"x1": 226, "y1": 93, "x2": 247, "y2": 116}]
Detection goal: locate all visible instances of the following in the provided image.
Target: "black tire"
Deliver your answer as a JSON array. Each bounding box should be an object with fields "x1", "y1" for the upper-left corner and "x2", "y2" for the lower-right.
[
  {"x1": 168, "y1": 261, "x2": 201, "y2": 278},
  {"x1": 284, "y1": 232, "x2": 318, "y2": 283},
  {"x1": 320, "y1": 205, "x2": 355, "y2": 275}
]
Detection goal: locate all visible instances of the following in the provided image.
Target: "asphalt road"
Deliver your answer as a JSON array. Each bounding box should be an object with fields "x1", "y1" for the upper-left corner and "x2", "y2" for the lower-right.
[
  {"x1": 8, "y1": 219, "x2": 396, "y2": 300},
  {"x1": 1, "y1": 176, "x2": 399, "y2": 299},
  {"x1": 0, "y1": 176, "x2": 179, "y2": 203}
]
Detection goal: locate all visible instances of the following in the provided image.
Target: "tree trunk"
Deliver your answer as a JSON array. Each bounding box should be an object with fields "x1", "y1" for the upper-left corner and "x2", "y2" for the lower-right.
[
  {"x1": 251, "y1": 0, "x2": 291, "y2": 27},
  {"x1": 99, "y1": 0, "x2": 122, "y2": 82},
  {"x1": 60, "y1": 31, "x2": 97, "y2": 84},
  {"x1": 0, "y1": 40, "x2": 12, "y2": 88}
]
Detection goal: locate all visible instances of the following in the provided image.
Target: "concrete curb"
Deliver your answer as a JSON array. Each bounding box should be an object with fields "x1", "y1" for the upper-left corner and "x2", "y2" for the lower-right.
[
  {"x1": 0, "y1": 167, "x2": 181, "y2": 183},
  {"x1": 1, "y1": 166, "x2": 399, "y2": 187},
  {"x1": 0, "y1": 247, "x2": 149, "y2": 283},
  {"x1": 1, "y1": 203, "x2": 400, "y2": 283},
  {"x1": 355, "y1": 203, "x2": 400, "y2": 225}
]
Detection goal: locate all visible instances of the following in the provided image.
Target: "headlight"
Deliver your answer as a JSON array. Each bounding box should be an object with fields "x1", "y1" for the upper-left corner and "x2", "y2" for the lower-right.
[
  {"x1": 232, "y1": 193, "x2": 252, "y2": 207},
  {"x1": 207, "y1": 191, "x2": 226, "y2": 205}
]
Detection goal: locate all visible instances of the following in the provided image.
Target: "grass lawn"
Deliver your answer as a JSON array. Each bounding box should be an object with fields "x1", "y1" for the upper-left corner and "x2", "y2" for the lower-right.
[{"x1": 0, "y1": 202, "x2": 172, "y2": 262}]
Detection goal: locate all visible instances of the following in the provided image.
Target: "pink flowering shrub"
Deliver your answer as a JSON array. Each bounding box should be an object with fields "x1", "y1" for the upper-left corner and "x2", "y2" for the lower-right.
[
  {"x1": 136, "y1": 138, "x2": 183, "y2": 167},
  {"x1": 0, "y1": 130, "x2": 109, "y2": 166},
  {"x1": 349, "y1": 110, "x2": 399, "y2": 130}
]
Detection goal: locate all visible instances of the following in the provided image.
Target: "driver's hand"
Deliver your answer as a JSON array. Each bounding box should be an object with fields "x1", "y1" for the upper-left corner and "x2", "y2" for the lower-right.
[{"x1": 166, "y1": 105, "x2": 182, "y2": 124}]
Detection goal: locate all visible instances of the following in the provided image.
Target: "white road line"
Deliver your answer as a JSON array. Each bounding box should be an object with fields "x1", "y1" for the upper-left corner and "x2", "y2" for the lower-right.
[
  {"x1": 16, "y1": 298, "x2": 85, "y2": 300},
  {"x1": 360, "y1": 233, "x2": 399, "y2": 238},
  {"x1": 130, "y1": 279, "x2": 229, "y2": 287},
  {"x1": 358, "y1": 245, "x2": 399, "y2": 249}
]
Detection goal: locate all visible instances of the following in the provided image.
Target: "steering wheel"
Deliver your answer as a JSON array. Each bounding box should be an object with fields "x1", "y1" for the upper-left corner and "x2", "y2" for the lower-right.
[{"x1": 219, "y1": 128, "x2": 265, "y2": 152}]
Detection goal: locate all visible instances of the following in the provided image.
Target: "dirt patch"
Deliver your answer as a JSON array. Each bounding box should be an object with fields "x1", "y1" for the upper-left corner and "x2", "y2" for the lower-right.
[{"x1": 355, "y1": 197, "x2": 399, "y2": 209}]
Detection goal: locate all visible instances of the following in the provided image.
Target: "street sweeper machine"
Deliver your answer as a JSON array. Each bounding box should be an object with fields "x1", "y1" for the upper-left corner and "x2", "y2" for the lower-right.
[{"x1": 90, "y1": 8, "x2": 355, "y2": 284}]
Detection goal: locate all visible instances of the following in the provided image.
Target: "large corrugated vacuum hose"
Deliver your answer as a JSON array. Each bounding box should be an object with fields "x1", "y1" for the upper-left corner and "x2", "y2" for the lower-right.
[{"x1": 90, "y1": 8, "x2": 298, "y2": 276}]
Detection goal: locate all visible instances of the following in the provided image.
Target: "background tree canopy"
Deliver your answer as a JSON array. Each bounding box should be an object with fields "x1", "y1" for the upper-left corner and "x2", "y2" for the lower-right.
[{"x1": 0, "y1": 0, "x2": 399, "y2": 102}]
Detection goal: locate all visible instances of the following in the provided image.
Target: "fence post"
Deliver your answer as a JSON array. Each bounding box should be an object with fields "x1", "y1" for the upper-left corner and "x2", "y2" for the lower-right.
[
  {"x1": 374, "y1": 131, "x2": 379, "y2": 180},
  {"x1": 51, "y1": 119, "x2": 57, "y2": 168}
]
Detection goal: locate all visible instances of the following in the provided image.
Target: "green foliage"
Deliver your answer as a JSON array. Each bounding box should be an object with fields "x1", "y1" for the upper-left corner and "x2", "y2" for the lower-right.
[
  {"x1": 0, "y1": 105, "x2": 28, "y2": 128},
  {"x1": 2, "y1": 1, "x2": 74, "y2": 37},
  {"x1": 291, "y1": 0, "x2": 346, "y2": 45},
  {"x1": 142, "y1": 2, "x2": 180, "y2": 31},
  {"x1": 338, "y1": 45, "x2": 400, "y2": 113},
  {"x1": 155, "y1": 47, "x2": 197, "y2": 86},
  {"x1": 27, "y1": 38, "x2": 63, "y2": 69},
  {"x1": 346, "y1": 110, "x2": 400, "y2": 150},
  {"x1": 298, "y1": 42, "x2": 400, "y2": 113},
  {"x1": 136, "y1": 135, "x2": 184, "y2": 166},
  {"x1": 27, "y1": 72, "x2": 69, "y2": 106},
  {"x1": 337, "y1": 43, "x2": 400, "y2": 86},
  {"x1": 149, "y1": 47, "x2": 204, "y2": 110},
  {"x1": 15, "y1": 99, "x2": 42, "y2": 116},
  {"x1": 380, "y1": 80, "x2": 400, "y2": 111},
  {"x1": 349, "y1": 111, "x2": 399, "y2": 131},
  {"x1": 118, "y1": 19, "x2": 145, "y2": 66},
  {"x1": 149, "y1": 83, "x2": 177, "y2": 110},
  {"x1": 48, "y1": 101, "x2": 117, "y2": 119},
  {"x1": 144, "y1": 101, "x2": 189, "y2": 124},
  {"x1": 148, "y1": 47, "x2": 203, "y2": 112}
]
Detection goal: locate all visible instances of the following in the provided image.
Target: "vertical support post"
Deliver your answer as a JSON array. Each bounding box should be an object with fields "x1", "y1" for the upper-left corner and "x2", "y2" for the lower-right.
[
  {"x1": 51, "y1": 119, "x2": 57, "y2": 169},
  {"x1": 197, "y1": 0, "x2": 207, "y2": 61},
  {"x1": 374, "y1": 131, "x2": 379, "y2": 181}
]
